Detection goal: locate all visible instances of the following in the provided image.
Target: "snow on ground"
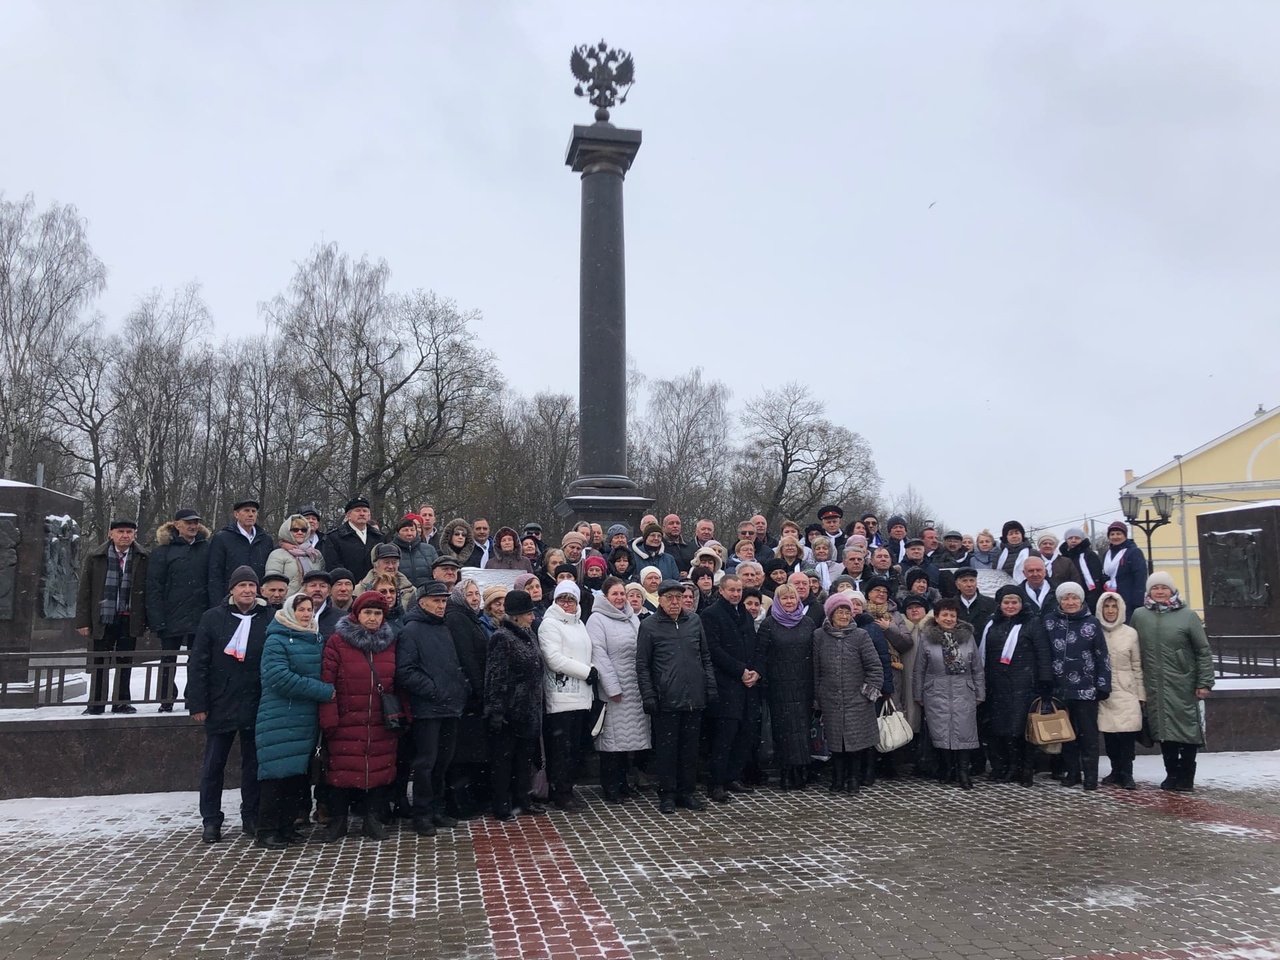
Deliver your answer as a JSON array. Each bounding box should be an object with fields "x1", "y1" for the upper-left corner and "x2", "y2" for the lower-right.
[
  {"x1": 1215, "y1": 678, "x2": 1280, "y2": 690},
  {"x1": 0, "y1": 792, "x2": 200, "y2": 837},
  {"x1": 0, "y1": 667, "x2": 190, "y2": 721},
  {"x1": 1128, "y1": 751, "x2": 1280, "y2": 791}
]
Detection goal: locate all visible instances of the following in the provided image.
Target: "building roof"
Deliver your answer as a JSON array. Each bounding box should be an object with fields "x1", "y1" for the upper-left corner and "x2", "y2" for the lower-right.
[{"x1": 1123, "y1": 403, "x2": 1280, "y2": 492}]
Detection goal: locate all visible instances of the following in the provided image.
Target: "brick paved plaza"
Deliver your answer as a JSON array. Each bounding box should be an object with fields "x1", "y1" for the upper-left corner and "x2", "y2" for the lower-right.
[{"x1": 1, "y1": 768, "x2": 1278, "y2": 960}]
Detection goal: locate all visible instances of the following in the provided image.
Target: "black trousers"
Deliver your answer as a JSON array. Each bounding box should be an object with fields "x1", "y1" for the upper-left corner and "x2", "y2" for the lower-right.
[
  {"x1": 489, "y1": 730, "x2": 537, "y2": 814},
  {"x1": 989, "y1": 735, "x2": 1032, "y2": 775},
  {"x1": 89, "y1": 619, "x2": 135, "y2": 704},
  {"x1": 652, "y1": 709, "x2": 702, "y2": 798},
  {"x1": 158, "y1": 632, "x2": 195, "y2": 706},
  {"x1": 544, "y1": 710, "x2": 589, "y2": 801},
  {"x1": 1161, "y1": 740, "x2": 1199, "y2": 776},
  {"x1": 708, "y1": 713, "x2": 758, "y2": 787},
  {"x1": 598, "y1": 751, "x2": 630, "y2": 795},
  {"x1": 199, "y1": 729, "x2": 259, "y2": 827},
  {"x1": 258, "y1": 774, "x2": 309, "y2": 833},
  {"x1": 1104, "y1": 731, "x2": 1137, "y2": 778},
  {"x1": 410, "y1": 718, "x2": 458, "y2": 816},
  {"x1": 1061, "y1": 700, "x2": 1100, "y2": 784}
]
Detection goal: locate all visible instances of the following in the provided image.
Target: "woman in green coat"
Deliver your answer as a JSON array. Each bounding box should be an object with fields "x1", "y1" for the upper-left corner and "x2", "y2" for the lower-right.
[
  {"x1": 1131, "y1": 572, "x2": 1213, "y2": 793},
  {"x1": 254, "y1": 594, "x2": 335, "y2": 849}
]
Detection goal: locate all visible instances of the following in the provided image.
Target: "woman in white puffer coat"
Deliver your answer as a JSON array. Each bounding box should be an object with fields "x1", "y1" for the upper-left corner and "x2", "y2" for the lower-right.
[
  {"x1": 587, "y1": 576, "x2": 650, "y2": 802},
  {"x1": 539, "y1": 580, "x2": 596, "y2": 811},
  {"x1": 1097, "y1": 591, "x2": 1146, "y2": 790}
]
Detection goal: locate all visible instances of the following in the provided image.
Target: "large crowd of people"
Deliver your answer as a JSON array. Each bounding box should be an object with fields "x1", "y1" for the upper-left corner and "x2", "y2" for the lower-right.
[{"x1": 73, "y1": 498, "x2": 1216, "y2": 848}]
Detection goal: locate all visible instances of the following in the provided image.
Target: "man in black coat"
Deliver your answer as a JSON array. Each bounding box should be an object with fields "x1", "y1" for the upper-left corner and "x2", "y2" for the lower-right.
[
  {"x1": 187, "y1": 566, "x2": 273, "y2": 843},
  {"x1": 147, "y1": 508, "x2": 212, "y2": 712},
  {"x1": 317, "y1": 568, "x2": 354, "y2": 638},
  {"x1": 817, "y1": 504, "x2": 847, "y2": 561},
  {"x1": 206, "y1": 498, "x2": 273, "y2": 608},
  {"x1": 700, "y1": 574, "x2": 762, "y2": 803},
  {"x1": 954, "y1": 568, "x2": 996, "y2": 636},
  {"x1": 396, "y1": 580, "x2": 470, "y2": 837},
  {"x1": 661, "y1": 513, "x2": 696, "y2": 576},
  {"x1": 636, "y1": 580, "x2": 717, "y2": 815},
  {"x1": 76, "y1": 518, "x2": 149, "y2": 714},
  {"x1": 321, "y1": 495, "x2": 384, "y2": 584},
  {"x1": 1020, "y1": 557, "x2": 1057, "y2": 616}
]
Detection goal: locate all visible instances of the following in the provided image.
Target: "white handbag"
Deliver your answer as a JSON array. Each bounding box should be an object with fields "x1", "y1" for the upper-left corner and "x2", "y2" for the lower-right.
[{"x1": 876, "y1": 699, "x2": 913, "y2": 753}]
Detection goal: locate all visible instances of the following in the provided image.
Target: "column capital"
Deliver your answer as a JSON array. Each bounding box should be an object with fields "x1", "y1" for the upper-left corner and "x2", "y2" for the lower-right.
[{"x1": 565, "y1": 123, "x2": 642, "y2": 175}]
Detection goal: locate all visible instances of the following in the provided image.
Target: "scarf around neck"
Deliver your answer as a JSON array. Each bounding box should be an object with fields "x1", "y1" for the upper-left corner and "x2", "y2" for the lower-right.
[
  {"x1": 224, "y1": 611, "x2": 255, "y2": 660},
  {"x1": 770, "y1": 600, "x2": 806, "y2": 628},
  {"x1": 1144, "y1": 592, "x2": 1185, "y2": 612}
]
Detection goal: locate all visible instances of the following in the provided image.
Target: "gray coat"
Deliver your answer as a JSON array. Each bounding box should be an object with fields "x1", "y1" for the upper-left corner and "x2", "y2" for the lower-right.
[
  {"x1": 587, "y1": 601, "x2": 651, "y2": 752},
  {"x1": 913, "y1": 621, "x2": 985, "y2": 749},
  {"x1": 812, "y1": 620, "x2": 883, "y2": 753}
]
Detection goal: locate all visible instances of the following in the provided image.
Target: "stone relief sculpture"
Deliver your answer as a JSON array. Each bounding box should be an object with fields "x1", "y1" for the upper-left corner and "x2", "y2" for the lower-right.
[
  {"x1": 40, "y1": 514, "x2": 79, "y2": 619},
  {"x1": 1202, "y1": 529, "x2": 1268, "y2": 608},
  {"x1": 0, "y1": 516, "x2": 20, "y2": 620}
]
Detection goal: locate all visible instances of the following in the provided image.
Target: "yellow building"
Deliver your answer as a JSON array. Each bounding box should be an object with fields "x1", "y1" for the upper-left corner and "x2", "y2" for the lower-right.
[{"x1": 1120, "y1": 404, "x2": 1280, "y2": 613}]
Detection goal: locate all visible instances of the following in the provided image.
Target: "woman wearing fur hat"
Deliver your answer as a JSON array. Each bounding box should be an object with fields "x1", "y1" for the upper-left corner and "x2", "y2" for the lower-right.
[
  {"x1": 996, "y1": 521, "x2": 1032, "y2": 583},
  {"x1": 439, "y1": 518, "x2": 484, "y2": 569},
  {"x1": 1131, "y1": 572, "x2": 1212, "y2": 792},
  {"x1": 479, "y1": 585, "x2": 508, "y2": 638},
  {"x1": 982, "y1": 586, "x2": 1051, "y2": 786},
  {"x1": 1043, "y1": 582, "x2": 1111, "y2": 790},
  {"x1": 255, "y1": 593, "x2": 334, "y2": 849},
  {"x1": 812, "y1": 592, "x2": 884, "y2": 794},
  {"x1": 1096, "y1": 592, "x2": 1145, "y2": 789},
  {"x1": 539, "y1": 581, "x2": 598, "y2": 811},
  {"x1": 913, "y1": 598, "x2": 984, "y2": 789},
  {"x1": 318, "y1": 590, "x2": 404, "y2": 842},
  {"x1": 265, "y1": 515, "x2": 326, "y2": 596}
]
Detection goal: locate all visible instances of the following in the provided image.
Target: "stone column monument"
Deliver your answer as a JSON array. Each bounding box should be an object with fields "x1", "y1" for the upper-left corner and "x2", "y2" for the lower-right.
[{"x1": 555, "y1": 41, "x2": 655, "y2": 529}]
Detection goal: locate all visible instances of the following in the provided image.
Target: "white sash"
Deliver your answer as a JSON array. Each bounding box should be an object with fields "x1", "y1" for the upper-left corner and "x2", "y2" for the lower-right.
[
  {"x1": 1078, "y1": 554, "x2": 1096, "y2": 591},
  {"x1": 1101, "y1": 547, "x2": 1125, "y2": 590}
]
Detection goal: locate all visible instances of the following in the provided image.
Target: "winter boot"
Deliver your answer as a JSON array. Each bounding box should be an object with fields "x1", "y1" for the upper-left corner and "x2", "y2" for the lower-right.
[
  {"x1": 431, "y1": 801, "x2": 459, "y2": 829},
  {"x1": 254, "y1": 829, "x2": 289, "y2": 850},
  {"x1": 859, "y1": 750, "x2": 876, "y2": 788},
  {"x1": 879, "y1": 750, "x2": 897, "y2": 780},
  {"x1": 411, "y1": 817, "x2": 437, "y2": 837},
  {"x1": 792, "y1": 765, "x2": 808, "y2": 791},
  {"x1": 843, "y1": 757, "x2": 860, "y2": 795},
  {"x1": 1159, "y1": 742, "x2": 1180, "y2": 790},
  {"x1": 320, "y1": 816, "x2": 348, "y2": 844},
  {"x1": 1174, "y1": 762, "x2": 1197, "y2": 793},
  {"x1": 391, "y1": 783, "x2": 412, "y2": 820},
  {"x1": 957, "y1": 752, "x2": 973, "y2": 790},
  {"x1": 828, "y1": 755, "x2": 844, "y2": 793},
  {"x1": 361, "y1": 812, "x2": 389, "y2": 841}
]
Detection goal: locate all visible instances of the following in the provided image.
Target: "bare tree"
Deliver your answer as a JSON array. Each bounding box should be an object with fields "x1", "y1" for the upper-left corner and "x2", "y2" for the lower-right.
[
  {"x1": 735, "y1": 381, "x2": 881, "y2": 527},
  {"x1": 0, "y1": 194, "x2": 106, "y2": 478},
  {"x1": 888, "y1": 484, "x2": 946, "y2": 537}
]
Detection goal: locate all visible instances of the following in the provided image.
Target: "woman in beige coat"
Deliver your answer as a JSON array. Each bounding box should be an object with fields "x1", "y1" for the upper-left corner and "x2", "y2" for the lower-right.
[{"x1": 1096, "y1": 592, "x2": 1145, "y2": 790}]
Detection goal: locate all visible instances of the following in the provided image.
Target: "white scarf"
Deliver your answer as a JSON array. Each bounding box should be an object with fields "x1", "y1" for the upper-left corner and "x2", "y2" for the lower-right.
[
  {"x1": 1078, "y1": 554, "x2": 1096, "y2": 591},
  {"x1": 1101, "y1": 547, "x2": 1125, "y2": 590},
  {"x1": 1024, "y1": 581, "x2": 1050, "y2": 609},
  {"x1": 997, "y1": 546, "x2": 1031, "y2": 584},
  {"x1": 223, "y1": 612, "x2": 255, "y2": 661},
  {"x1": 979, "y1": 620, "x2": 1022, "y2": 665},
  {"x1": 351, "y1": 524, "x2": 368, "y2": 544}
]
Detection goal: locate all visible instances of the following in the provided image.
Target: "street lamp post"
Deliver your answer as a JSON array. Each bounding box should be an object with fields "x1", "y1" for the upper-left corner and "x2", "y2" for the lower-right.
[{"x1": 1119, "y1": 490, "x2": 1174, "y2": 570}]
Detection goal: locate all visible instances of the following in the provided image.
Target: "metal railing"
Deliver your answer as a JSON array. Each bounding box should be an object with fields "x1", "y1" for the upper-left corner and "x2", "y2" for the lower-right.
[
  {"x1": 0, "y1": 650, "x2": 190, "y2": 709},
  {"x1": 1209, "y1": 634, "x2": 1280, "y2": 679}
]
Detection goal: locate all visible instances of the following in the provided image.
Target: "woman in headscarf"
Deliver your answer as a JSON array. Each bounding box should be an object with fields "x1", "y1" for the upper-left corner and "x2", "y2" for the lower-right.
[
  {"x1": 1131, "y1": 572, "x2": 1212, "y2": 792},
  {"x1": 913, "y1": 597, "x2": 984, "y2": 789},
  {"x1": 484, "y1": 527, "x2": 533, "y2": 572},
  {"x1": 587, "y1": 576, "x2": 648, "y2": 802},
  {"x1": 265, "y1": 515, "x2": 326, "y2": 596},
  {"x1": 981, "y1": 586, "x2": 1050, "y2": 786},
  {"x1": 254, "y1": 593, "x2": 334, "y2": 849},
  {"x1": 1096, "y1": 591, "x2": 1145, "y2": 790},
  {"x1": 812, "y1": 592, "x2": 883, "y2": 794},
  {"x1": 639, "y1": 566, "x2": 663, "y2": 613},
  {"x1": 757, "y1": 583, "x2": 815, "y2": 791},
  {"x1": 1043, "y1": 582, "x2": 1111, "y2": 790},
  {"x1": 318, "y1": 590, "x2": 404, "y2": 842},
  {"x1": 624, "y1": 582, "x2": 650, "y2": 621}
]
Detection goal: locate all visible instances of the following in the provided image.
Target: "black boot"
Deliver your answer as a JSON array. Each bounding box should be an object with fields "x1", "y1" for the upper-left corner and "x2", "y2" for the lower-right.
[
  {"x1": 321, "y1": 816, "x2": 348, "y2": 843},
  {"x1": 957, "y1": 752, "x2": 973, "y2": 790},
  {"x1": 843, "y1": 755, "x2": 860, "y2": 795},
  {"x1": 792, "y1": 765, "x2": 808, "y2": 791},
  {"x1": 859, "y1": 750, "x2": 876, "y2": 788},
  {"x1": 202, "y1": 822, "x2": 222, "y2": 843},
  {"x1": 391, "y1": 783, "x2": 412, "y2": 820},
  {"x1": 828, "y1": 755, "x2": 844, "y2": 793},
  {"x1": 880, "y1": 750, "x2": 897, "y2": 780},
  {"x1": 254, "y1": 829, "x2": 289, "y2": 850},
  {"x1": 1174, "y1": 760, "x2": 1197, "y2": 793},
  {"x1": 362, "y1": 811, "x2": 389, "y2": 841},
  {"x1": 411, "y1": 817, "x2": 437, "y2": 837}
]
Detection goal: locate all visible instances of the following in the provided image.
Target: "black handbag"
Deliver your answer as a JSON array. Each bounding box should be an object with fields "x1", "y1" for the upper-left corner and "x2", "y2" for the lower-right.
[
  {"x1": 1136, "y1": 706, "x2": 1154, "y2": 749},
  {"x1": 365, "y1": 653, "x2": 408, "y2": 732}
]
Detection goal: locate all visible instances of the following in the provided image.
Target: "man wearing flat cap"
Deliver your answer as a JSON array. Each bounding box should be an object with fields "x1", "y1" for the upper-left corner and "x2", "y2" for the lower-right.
[
  {"x1": 147, "y1": 508, "x2": 212, "y2": 712},
  {"x1": 357, "y1": 542, "x2": 415, "y2": 609},
  {"x1": 636, "y1": 579, "x2": 717, "y2": 815},
  {"x1": 207, "y1": 498, "x2": 273, "y2": 609},
  {"x1": 322, "y1": 495, "x2": 384, "y2": 584},
  {"x1": 76, "y1": 518, "x2": 149, "y2": 714}
]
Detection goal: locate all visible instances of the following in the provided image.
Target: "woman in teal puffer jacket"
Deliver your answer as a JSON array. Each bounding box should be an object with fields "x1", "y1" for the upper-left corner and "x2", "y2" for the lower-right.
[{"x1": 254, "y1": 593, "x2": 334, "y2": 850}]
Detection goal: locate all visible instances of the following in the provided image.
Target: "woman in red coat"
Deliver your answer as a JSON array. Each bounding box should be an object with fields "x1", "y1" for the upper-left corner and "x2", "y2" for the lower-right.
[{"x1": 319, "y1": 591, "x2": 404, "y2": 842}]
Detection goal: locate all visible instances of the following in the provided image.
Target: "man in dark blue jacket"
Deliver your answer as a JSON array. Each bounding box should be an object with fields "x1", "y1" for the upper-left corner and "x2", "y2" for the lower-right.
[
  {"x1": 187, "y1": 566, "x2": 273, "y2": 843},
  {"x1": 206, "y1": 499, "x2": 273, "y2": 608},
  {"x1": 700, "y1": 574, "x2": 762, "y2": 803},
  {"x1": 146, "y1": 508, "x2": 211, "y2": 711},
  {"x1": 396, "y1": 580, "x2": 470, "y2": 837}
]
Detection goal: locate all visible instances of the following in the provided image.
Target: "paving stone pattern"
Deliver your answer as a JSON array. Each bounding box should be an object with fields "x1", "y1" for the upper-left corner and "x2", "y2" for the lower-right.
[{"x1": 1, "y1": 776, "x2": 1278, "y2": 960}]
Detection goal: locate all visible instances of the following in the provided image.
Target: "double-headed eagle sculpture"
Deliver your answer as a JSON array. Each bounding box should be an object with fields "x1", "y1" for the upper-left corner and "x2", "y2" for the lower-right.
[{"x1": 570, "y1": 41, "x2": 635, "y2": 122}]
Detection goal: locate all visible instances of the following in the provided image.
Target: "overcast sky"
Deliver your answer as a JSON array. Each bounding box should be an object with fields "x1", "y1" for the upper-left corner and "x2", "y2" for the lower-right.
[{"x1": 4, "y1": 2, "x2": 1278, "y2": 535}]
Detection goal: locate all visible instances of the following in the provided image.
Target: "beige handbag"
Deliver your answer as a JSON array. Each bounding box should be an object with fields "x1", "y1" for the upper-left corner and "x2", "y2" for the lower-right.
[{"x1": 1025, "y1": 697, "x2": 1076, "y2": 746}]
